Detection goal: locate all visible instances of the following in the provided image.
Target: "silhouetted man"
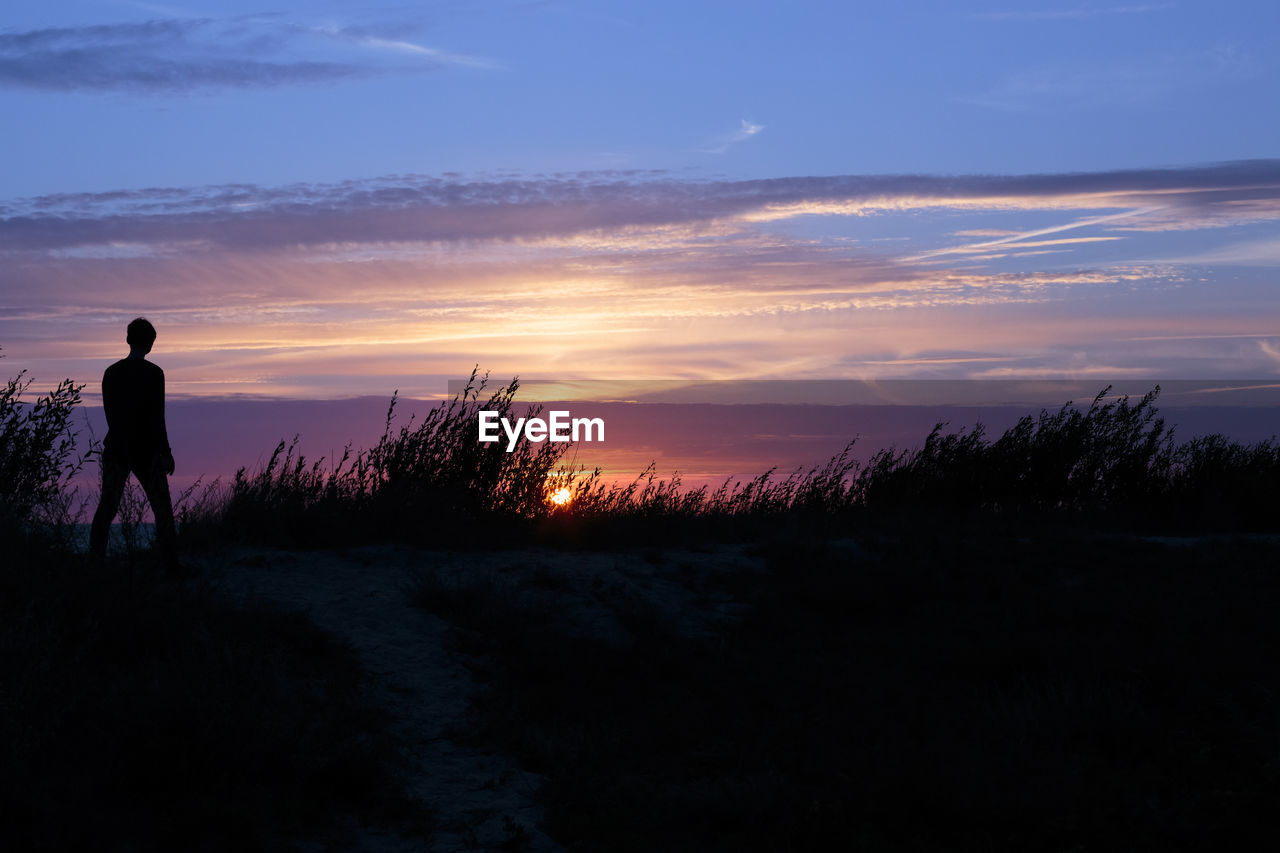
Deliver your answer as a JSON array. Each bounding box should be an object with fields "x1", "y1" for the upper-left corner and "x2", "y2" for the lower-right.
[{"x1": 89, "y1": 317, "x2": 179, "y2": 573}]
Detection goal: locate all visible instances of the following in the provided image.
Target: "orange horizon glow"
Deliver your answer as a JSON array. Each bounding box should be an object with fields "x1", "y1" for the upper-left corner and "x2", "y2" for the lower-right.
[{"x1": 5, "y1": 167, "x2": 1280, "y2": 401}]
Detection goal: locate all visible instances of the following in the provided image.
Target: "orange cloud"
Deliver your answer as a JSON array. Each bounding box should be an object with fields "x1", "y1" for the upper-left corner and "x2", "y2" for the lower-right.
[{"x1": 4, "y1": 162, "x2": 1280, "y2": 398}]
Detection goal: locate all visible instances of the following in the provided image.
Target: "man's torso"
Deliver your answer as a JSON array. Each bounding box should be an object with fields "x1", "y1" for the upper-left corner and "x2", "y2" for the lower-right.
[{"x1": 102, "y1": 358, "x2": 166, "y2": 462}]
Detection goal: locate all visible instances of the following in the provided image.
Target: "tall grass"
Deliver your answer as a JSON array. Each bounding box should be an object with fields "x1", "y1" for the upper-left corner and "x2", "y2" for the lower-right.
[
  {"x1": 0, "y1": 351, "x2": 87, "y2": 540},
  {"x1": 196, "y1": 381, "x2": 1280, "y2": 545},
  {"x1": 7, "y1": 353, "x2": 1275, "y2": 543},
  {"x1": 204, "y1": 369, "x2": 574, "y2": 544},
  {"x1": 560, "y1": 386, "x2": 1278, "y2": 531}
]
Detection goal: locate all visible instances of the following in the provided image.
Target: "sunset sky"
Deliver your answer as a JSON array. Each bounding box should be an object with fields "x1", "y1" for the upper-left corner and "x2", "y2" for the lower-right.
[{"x1": 3, "y1": 1, "x2": 1278, "y2": 480}]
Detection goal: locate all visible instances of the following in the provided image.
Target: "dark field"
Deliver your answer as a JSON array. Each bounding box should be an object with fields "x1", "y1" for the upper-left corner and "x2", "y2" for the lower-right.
[
  {"x1": 4, "y1": 371, "x2": 1279, "y2": 850},
  {"x1": 414, "y1": 528, "x2": 1280, "y2": 852}
]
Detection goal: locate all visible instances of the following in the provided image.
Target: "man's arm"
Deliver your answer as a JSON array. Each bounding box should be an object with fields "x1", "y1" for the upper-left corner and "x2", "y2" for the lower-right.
[
  {"x1": 101, "y1": 366, "x2": 116, "y2": 435},
  {"x1": 158, "y1": 368, "x2": 174, "y2": 475}
]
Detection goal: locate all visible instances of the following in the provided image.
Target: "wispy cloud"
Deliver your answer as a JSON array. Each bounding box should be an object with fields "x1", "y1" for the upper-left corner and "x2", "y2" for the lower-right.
[
  {"x1": 1259, "y1": 340, "x2": 1280, "y2": 367},
  {"x1": 112, "y1": 1, "x2": 201, "y2": 18},
  {"x1": 961, "y1": 44, "x2": 1253, "y2": 111},
  {"x1": 0, "y1": 14, "x2": 495, "y2": 93},
  {"x1": 701, "y1": 119, "x2": 765, "y2": 154},
  {"x1": 973, "y1": 4, "x2": 1172, "y2": 21},
  {"x1": 1152, "y1": 236, "x2": 1280, "y2": 266},
  {"x1": 3, "y1": 161, "x2": 1279, "y2": 396},
  {"x1": 912, "y1": 208, "x2": 1158, "y2": 261},
  {"x1": 308, "y1": 24, "x2": 500, "y2": 70},
  {"x1": 5, "y1": 160, "x2": 1277, "y2": 252}
]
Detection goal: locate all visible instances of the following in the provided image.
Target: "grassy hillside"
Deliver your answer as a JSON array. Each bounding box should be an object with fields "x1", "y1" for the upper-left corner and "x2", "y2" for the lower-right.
[{"x1": 5, "y1": 362, "x2": 1278, "y2": 850}]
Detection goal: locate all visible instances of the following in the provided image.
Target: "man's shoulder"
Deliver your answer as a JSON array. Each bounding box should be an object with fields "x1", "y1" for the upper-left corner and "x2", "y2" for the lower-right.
[{"x1": 104, "y1": 358, "x2": 164, "y2": 379}]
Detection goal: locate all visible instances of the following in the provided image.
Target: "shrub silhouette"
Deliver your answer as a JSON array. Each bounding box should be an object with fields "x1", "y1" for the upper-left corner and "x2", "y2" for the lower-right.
[
  {"x1": 171, "y1": 380, "x2": 1280, "y2": 544},
  {"x1": 850, "y1": 386, "x2": 1179, "y2": 516},
  {"x1": 556, "y1": 385, "x2": 1277, "y2": 532},
  {"x1": 208, "y1": 369, "x2": 574, "y2": 544},
  {"x1": 0, "y1": 351, "x2": 86, "y2": 534}
]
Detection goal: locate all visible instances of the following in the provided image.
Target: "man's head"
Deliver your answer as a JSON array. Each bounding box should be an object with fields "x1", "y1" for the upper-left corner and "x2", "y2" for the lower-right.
[{"x1": 126, "y1": 317, "x2": 157, "y2": 353}]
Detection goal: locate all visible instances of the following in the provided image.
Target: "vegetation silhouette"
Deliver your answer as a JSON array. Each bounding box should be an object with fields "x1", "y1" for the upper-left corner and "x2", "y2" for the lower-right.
[
  {"x1": 198, "y1": 368, "x2": 570, "y2": 546},
  {"x1": 187, "y1": 379, "x2": 1280, "y2": 547},
  {"x1": 0, "y1": 347, "x2": 85, "y2": 539},
  {"x1": 4, "y1": 355, "x2": 1280, "y2": 851}
]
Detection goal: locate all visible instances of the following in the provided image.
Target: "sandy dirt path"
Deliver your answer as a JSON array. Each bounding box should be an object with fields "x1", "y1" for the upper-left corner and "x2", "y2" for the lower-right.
[{"x1": 210, "y1": 544, "x2": 564, "y2": 852}]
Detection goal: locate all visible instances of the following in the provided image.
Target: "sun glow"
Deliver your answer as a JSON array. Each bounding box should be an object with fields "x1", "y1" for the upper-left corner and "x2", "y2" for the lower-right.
[{"x1": 549, "y1": 487, "x2": 574, "y2": 507}]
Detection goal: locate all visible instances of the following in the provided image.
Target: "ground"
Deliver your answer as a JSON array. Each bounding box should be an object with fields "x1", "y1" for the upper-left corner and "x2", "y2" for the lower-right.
[{"x1": 210, "y1": 540, "x2": 766, "y2": 851}]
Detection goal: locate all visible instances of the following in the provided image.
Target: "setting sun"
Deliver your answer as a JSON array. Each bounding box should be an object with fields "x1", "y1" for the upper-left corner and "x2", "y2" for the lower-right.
[{"x1": 548, "y1": 487, "x2": 573, "y2": 507}]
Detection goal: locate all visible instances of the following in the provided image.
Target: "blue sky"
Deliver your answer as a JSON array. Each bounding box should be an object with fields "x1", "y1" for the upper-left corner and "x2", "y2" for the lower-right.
[
  {"x1": 1, "y1": 0, "x2": 1278, "y2": 406},
  {"x1": 4, "y1": 1, "x2": 1277, "y2": 193}
]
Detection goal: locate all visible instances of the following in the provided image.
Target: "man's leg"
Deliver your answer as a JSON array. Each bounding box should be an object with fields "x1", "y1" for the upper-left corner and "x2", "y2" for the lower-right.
[
  {"x1": 89, "y1": 451, "x2": 129, "y2": 562},
  {"x1": 136, "y1": 457, "x2": 179, "y2": 573}
]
